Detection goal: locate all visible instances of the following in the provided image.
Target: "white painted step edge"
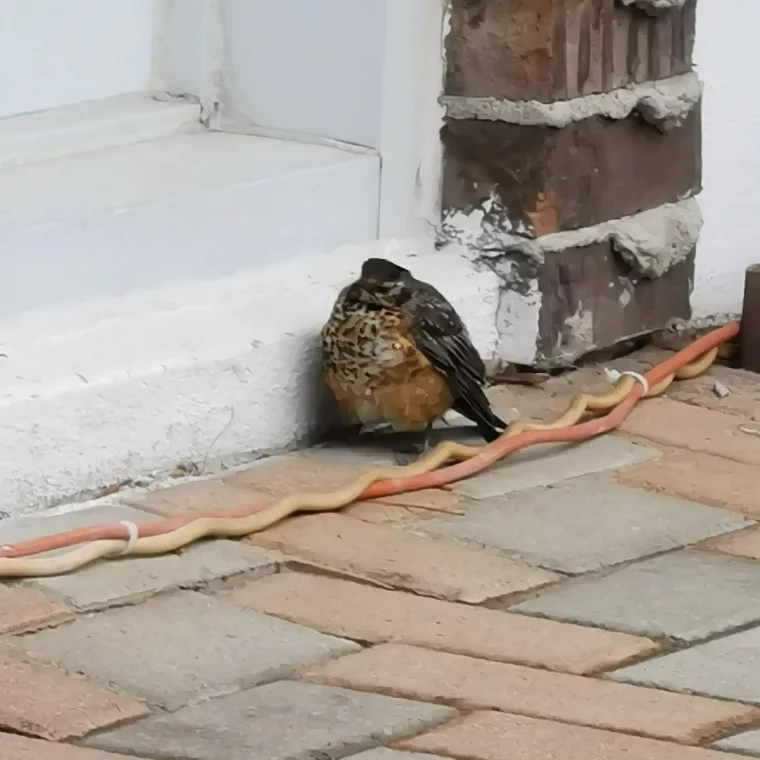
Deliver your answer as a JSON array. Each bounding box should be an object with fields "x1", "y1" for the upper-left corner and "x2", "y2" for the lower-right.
[{"x1": 0, "y1": 92, "x2": 201, "y2": 167}]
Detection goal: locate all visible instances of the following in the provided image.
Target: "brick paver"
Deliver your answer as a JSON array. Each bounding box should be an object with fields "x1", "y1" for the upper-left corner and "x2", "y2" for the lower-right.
[
  {"x1": 82, "y1": 681, "x2": 455, "y2": 760},
  {"x1": 702, "y1": 526, "x2": 760, "y2": 560},
  {"x1": 619, "y1": 397, "x2": 760, "y2": 466},
  {"x1": 12, "y1": 591, "x2": 358, "y2": 711},
  {"x1": 397, "y1": 712, "x2": 749, "y2": 760},
  {"x1": 0, "y1": 734, "x2": 143, "y2": 760},
  {"x1": 412, "y1": 476, "x2": 749, "y2": 574},
  {"x1": 452, "y1": 436, "x2": 657, "y2": 500},
  {"x1": 0, "y1": 651, "x2": 148, "y2": 740},
  {"x1": 0, "y1": 583, "x2": 73, "y2": 634},
  {"x1": 303, "y1": 643, "x2": 760, "y2": 744},
  {"x1": 230, "y1": 572, "x2": 660, "y2": 674},
  {"x1": 248, "y1": 513, "x2": 559, "y2": 603},
  {"x1": 616, "y1": 448, "x2": 760, "y2": 517}
]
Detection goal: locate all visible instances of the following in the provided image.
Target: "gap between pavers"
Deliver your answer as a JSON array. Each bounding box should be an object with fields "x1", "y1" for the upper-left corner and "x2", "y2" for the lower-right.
[
  {"x1": 9, "y1": 590, "x2": 360, "y2": 711},
  {"x1": 0, "y1": 733, "x2": 145, "y2": 760},
  {"x1": 80, "y1": 681, "x2": 456, "y2": 760}
]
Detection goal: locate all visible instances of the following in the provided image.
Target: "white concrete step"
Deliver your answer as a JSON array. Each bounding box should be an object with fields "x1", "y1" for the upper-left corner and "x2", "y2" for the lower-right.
[{"x1": 0, "y1": 130, "x2": 380, "y2": 320}]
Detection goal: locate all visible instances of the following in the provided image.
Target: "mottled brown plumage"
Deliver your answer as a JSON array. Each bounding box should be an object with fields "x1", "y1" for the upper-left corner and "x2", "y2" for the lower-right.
[{"x1": 321, "y1": 258, "x2": 506, "y2": 446}]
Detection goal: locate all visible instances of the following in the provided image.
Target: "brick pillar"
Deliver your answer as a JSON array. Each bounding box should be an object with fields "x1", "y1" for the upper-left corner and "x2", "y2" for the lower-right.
[{"x1": 440, "y1": 0, "x2": 701, "y2": 367}]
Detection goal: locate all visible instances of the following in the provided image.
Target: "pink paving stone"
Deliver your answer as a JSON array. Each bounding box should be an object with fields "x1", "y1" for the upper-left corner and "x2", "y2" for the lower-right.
[
  {"x1": 0, "y1": 584, "x2": 73, "y2": 635},
  {"x1": 703, "y1": 526, "x2": 760, "y2": 560},
  {"x1": 303, "y1": 643, "x2": 760, "y2": 744},
  {"x1": 619, "y1": 397, "x2": 760, "y2": 466},
  {"x1": 616, "y1": 448, "x2": 760, "y2": 518},
  {"x1": 0, "y1": 733, "x2": 143, "y2": 759},
  {"x1": 397, "y1": 712, "x2": 750, "y2": 760},
  {"x1": 246, "y1": 512, "x2": 559, "y2": 603},
  {"x1": 230, "y1": 572, "x2": 660, "y2": 674},
  {"x1": 0, "y1": 652, "x2": 149, "y2": 740}
]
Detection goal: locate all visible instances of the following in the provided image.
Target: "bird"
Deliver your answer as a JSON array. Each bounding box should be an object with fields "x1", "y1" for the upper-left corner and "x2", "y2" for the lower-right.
[{"x1": 321, "y1": 257, "x2": 507, "y2": 458}]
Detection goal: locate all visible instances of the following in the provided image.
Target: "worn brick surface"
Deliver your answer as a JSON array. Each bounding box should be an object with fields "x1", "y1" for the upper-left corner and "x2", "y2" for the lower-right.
[
  {"x1": 443, "y1": 109, "x2": 701, "y2": 237},
  {"x1": 716, "y1": 728, "x2": 760, "y2": 755},
  {"x1": 13, "y1": 591, "x2": 358, "y2": 711},
  {"x1": 413, "y1": 476, "x2": 749, "y2": 574},
  {"x1": 446, "y1": 0, "x2": 696, "y2": 100},
  {"x1": 28, "y1": 539, "x2": 282, "y2": 611},
  {"x1": 0, "y1": 583, "x2": 73, "y2": 634},
  {"x1": 304, "y1": 643, "x2": 759, "y2": 744},
  {"x1": 612, "y1": 626, "x2": 760, "y2": 704},
  {"x1": 515, "y1": 551, "x2": 760, "y2": 643},
  {"x1": 452, "y1": 436, "x2": 657, "y2": 500},
  {"x1": 83, "y1": 681, "x2": 455, "y2": 760},
  {"x1": 0, "y1": 651, "x2": 148, "y2": 740},
  {"x1": 130, "y1": 478, "x2": 273, "y2": 517},
  {"x1": 620, "y1": 397, "x2": 760, "y2": 466},
  {"x1": 230, "y1": 572, "x2": 659, "y2": 674},
  {"x1": 617, "y1": 448, "x2": 760, "y2": 517},
  {"x1": 248, "y1": 512, "x2": 559, "y2": 602},
  {"x1": 0, "y1": 734, "x2": 143, "y2": 760},
  {"x1": 225, "y1": 453, "x2": 461, "y2": 514},
  {"x1": 398, "y1": 711, "x2": 746, "y2": 760},
  {"x1": 703, "y1": 526, "x2": 760, "y2": 560}
]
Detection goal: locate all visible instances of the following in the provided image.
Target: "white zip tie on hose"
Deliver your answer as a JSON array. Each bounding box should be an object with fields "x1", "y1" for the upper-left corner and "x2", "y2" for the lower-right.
[
  {"x1": 118, "y1": 521, "x2": 139, "y2": 556},
  {"x1": 603, "y1": 368, "x2": 650, "y2": 396}
]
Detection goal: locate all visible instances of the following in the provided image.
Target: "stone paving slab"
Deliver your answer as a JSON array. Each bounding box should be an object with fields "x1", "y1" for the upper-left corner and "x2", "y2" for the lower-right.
[
  {"x1": 0, "y1": 583, "x2": 73, "y2": 634},
  {"x1": 11, "y1": 590, "x2": 359, "y2": 711},
  {"x1": 715, "y1": 728, "x2": 760, "y2": 755},
  {"x1": 514, "y1": 551, "x2": 760, "y2": 643},
  {"x1": 230, "y1": 572, "x2": 660, "y2": 674},
  {"x1": 349, "y1": 750, "x2": 449, "y2": 760},
  {"x1": 451, "y1": 436, "x2": 658, "y2": 500},
  {"x1": 81, "y1": 681, "x2": 456, "y2": 760},
  {"x1": 611, "y1": 625, "x2": 760, "y2": 704},
  {"x1": 0, "y1": 651, "x2": 149, "y2": 740},
  {"x1": 0, "y1": 505, "x2": 159, "y2": 557},
  {"x1": 397, "y1": 711, "x2": 749, "y2": 760},
  {"x1": 303, "y1": 643, "x2": 760, "y2": 744},
  {"x1": 410, "y1": 477, "x2": 750, "y2": 574},
  {"x1": 27, "y1": 539, "x2": 282, "y2": 611},
  {"x1": 249, "y1": 513, "x2": 560, "y2": 603},
  {"x1": 0, "y1": 733, "x2": 144, "y2": 760},
  {"x1": 703, "y1": 526, "x2": 760, "y2": 560}
]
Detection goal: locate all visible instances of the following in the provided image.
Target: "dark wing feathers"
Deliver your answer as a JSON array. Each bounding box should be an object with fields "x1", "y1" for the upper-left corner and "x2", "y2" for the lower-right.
[{"x1": 406, "y1": 280, "x2": 506, "y2": 440}]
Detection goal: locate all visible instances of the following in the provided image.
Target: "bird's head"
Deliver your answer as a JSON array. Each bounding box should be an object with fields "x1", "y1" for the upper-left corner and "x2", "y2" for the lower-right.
[{"x1": 357, "y1": 258, "x2": 413, "y2": 307}]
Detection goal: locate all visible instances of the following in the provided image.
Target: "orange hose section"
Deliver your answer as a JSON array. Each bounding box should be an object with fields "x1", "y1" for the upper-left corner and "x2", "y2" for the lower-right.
[{"x1": 0, "y1": 322, "x2": 739, "y2": 564}]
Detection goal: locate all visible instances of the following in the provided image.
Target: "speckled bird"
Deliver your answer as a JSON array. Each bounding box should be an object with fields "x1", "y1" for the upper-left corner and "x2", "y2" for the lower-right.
[{"x1": 321, "y1": 257, "x2": 506, "y2": 453}]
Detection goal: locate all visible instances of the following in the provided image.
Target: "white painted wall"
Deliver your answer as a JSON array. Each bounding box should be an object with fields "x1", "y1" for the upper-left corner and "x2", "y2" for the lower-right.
[
  {"x1": 0, "y1": 0, "x2": 155, "y2": 118},
  {"x1": 692, "y1": 0, "x2": 760, "y2": 318}
]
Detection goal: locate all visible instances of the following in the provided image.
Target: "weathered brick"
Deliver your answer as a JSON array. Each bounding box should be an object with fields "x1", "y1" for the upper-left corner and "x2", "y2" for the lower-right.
[
  {"x1": 617, "y1": 448, "x2": 760, "y2": 518},
  {"x1": 442, "y1": 109, "x2": 701, "y2": 237},
  {"x1": 0, "y1": 651, "x2": 148, "y2": 740},
  {"x1": 247, "y1": 513, "x2": 559, "y2": 602},
  {"x1": 28, "y1": 539, "x2": 282, "y2": 611},
  {"x1": 0, "y1": 734, "x2": 143, "y2": 760},
  {"x1": 0, "y1": 584, "x2": 73, "y2": 634},
  {"x1": 620, "y1": 398, "x2": 760, "y2": 466},
  {"x1": 446, "y1": 0, "x2": 696, "y2": 101},
  {"x1": 230, "y1": 572, "x2": 659, "y2": 674},
  {"x1": 304, "y1": 644, "x2": 760, "y2": 744},
  {"x1": 82, "y1": 681, "x2": 455, "y2": 760},
  {"x1": 398, "y1": 712, "x2": 746, "y2": 760},
  {"x1": 12, "y1": 591, "x2": 358, "y2": 711},
  {"x1": 703, "y1": 527, "x2": 760, "y2": 560}
]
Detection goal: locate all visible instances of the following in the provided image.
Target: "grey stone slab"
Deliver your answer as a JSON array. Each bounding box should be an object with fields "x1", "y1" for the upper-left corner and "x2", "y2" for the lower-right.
[
  {"x1": 410, "y1": 476, "x2": 750, "y2": 574},
  {"x1": 26, "y1": 539, "x2": 283, "y2": 610},
  {"x1": 350, "y1": 751, "x2": 450, "y2": 760},
  {"x1": 0, "y1": 505, "x2": 159, "y2": 557},
  {"x1": 13, "y1": 591, "x2": 359, "y2": 711},
  {"x1": 715, "y1": 727, "x2": 760, "y2": 755},
  {"x1": 82, "y1": 680, "x2": 455, "y2": 760},
  {"x1": 611, "y1": 625, "x2": 760, "y2": 705},
  {"x1": 514, "y1": 551, "x2": 760, "y2": 643},
  {"x1": 452, "y1": 437, "x2": 659, "y2": 500}
]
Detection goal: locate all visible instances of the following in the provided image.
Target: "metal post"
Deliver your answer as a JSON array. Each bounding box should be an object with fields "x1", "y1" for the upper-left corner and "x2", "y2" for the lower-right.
[{"x1": 740, "y1": 264, "x2": 760, "y2": 373}]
